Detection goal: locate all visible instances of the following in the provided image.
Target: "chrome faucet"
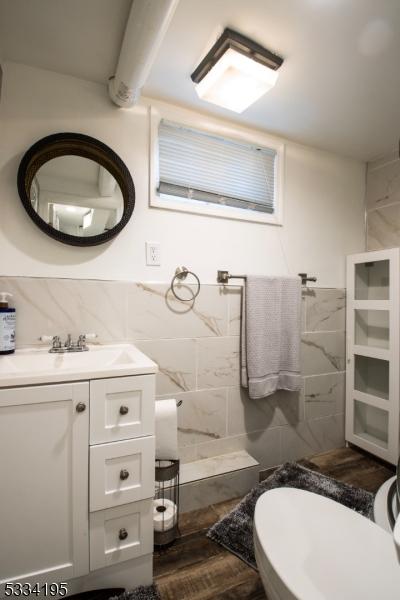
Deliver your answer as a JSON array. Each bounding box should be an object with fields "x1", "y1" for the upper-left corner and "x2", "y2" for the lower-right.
[{"x1": 40, "y1": 333, "x2": 97, "y2": 353}]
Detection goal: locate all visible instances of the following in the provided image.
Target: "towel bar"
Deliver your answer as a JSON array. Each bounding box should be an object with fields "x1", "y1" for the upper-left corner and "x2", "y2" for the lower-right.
[{"x1": 217, "y1": 270, "x2": 317, "y2": 286}]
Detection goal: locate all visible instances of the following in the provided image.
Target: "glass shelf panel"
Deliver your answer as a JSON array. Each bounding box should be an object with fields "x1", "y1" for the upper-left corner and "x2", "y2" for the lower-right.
[
  {"x1": 355, "y1": 309, "x2": 389, "y2": 349},
  {"x1": 355, "y1": 260, "x2": 389, "y2": 300},
  {"x1": 354, "y1": 400, "x2": 388, "y2": 449},
  {"x1": 354, "y1": 355, "x2": 389, "y2": 400}
]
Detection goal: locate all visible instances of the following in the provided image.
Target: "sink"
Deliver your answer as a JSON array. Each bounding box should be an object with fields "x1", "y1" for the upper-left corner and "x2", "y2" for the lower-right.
[{"x1": 0, "y1": 344, "x2": 158, "y2": 387}]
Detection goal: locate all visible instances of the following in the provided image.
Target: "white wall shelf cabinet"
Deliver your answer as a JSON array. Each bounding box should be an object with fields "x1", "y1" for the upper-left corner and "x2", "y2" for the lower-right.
[{"x1": 346, "y1": 248, "x2": 400, "y2": 465}]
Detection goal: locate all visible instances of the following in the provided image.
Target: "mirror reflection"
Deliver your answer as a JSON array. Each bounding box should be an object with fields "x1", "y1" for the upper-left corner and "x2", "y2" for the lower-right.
[{"x1": 31, "y1": 156, "x2": 124, "y2": 237}]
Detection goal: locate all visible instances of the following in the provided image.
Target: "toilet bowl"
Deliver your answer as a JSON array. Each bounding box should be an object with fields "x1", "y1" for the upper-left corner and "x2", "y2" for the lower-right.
[
  {"x1": 373, "y1": 475, "x2": 398, "y2": 532},
  {"x1": 254, "y1": 487, "x2": 400, "y2": 600}
]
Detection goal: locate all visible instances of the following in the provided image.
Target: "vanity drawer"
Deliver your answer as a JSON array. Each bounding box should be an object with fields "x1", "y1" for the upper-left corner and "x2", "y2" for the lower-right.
[
  {"x1": 90, "y1": 436, "x2": 155, "y2": 511},
  {"x1": 89, "y1": 499, "x2": 153, "y2": 571},
  {"x1": 90, "y1": 375, "x2": 155, "y2": 444}
]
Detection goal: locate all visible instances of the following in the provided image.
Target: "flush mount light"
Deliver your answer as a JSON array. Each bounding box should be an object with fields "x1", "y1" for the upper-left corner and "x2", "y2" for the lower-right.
[{"x1": 191, "y1": 28, "x2": 283, "y2": 113}]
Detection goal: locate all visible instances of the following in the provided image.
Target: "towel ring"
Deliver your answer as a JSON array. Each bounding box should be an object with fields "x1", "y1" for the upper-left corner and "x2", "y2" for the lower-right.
[{"x1": 171, "y1": 267, "x2": 201, "y2": 302}]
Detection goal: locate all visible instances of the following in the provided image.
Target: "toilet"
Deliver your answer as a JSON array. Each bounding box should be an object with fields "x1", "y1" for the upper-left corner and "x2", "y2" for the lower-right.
[
  {"x1": 374, "y1": 475, "x2": 398, "y2": 533},
  {"x1": 254, "y1": 488, "x2": 400, "y2": 600}
]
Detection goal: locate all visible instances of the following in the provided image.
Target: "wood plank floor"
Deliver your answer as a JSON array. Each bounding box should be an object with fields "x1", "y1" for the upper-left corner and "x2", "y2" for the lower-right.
[{"x1": 154, "y1": 447, "x2": 395, "y2": 600}]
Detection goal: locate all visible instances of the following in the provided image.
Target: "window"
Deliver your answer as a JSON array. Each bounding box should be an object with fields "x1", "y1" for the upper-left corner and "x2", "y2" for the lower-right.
[{"x1": 151, "y1": 118, "x2": 284, "y2": 225}]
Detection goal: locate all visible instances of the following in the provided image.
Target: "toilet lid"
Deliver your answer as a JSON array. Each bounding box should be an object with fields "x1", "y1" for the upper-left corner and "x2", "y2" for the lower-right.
[{"x1": 254, "y1": 488, "x2": 400, "y2": 600}]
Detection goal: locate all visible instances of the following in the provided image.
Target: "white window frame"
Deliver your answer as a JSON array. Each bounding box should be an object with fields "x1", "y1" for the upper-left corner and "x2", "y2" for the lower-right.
[{"x1": 149, "y1": 105, "x2": 285, "y2": 226}]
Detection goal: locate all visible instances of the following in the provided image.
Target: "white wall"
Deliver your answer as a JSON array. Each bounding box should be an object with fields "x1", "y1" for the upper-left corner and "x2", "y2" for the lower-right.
[{"x1": 0, "y1": 62, "x2": 366, "y2": 286}]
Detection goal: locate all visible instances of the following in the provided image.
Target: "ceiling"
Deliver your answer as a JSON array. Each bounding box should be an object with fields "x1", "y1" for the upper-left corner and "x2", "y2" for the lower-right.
[{"x1": 1, "y1": 0, "x2": 400, "y2": 161}]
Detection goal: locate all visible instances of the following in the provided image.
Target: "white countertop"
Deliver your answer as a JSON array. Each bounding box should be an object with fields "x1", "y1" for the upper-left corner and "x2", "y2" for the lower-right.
[{"x1": 0, "y1": 343, "x2": 158, "y2": 388}]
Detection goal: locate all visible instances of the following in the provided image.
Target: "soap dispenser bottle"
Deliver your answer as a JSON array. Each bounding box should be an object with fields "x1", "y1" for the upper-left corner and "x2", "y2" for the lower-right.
[{"x1": 0, "y1": 292, "x2": 16, "y2": 354}]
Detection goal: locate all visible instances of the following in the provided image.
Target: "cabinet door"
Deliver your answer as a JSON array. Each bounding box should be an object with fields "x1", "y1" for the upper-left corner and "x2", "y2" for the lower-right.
[{"x1": 0, "y1": 382, "x2": 89, "y2": 586}]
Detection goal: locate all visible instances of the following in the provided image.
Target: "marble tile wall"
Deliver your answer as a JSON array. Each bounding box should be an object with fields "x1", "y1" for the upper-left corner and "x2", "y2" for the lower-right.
[
  {"x1": 366, "y1": 152, "x2": 400, "y2": 250},
  {"x1": 0, "y1": 276, "x2": 346, "y2": 469}
]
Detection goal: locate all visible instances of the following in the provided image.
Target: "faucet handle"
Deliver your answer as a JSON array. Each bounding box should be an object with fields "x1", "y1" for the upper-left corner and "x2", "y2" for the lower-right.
[
  {"x1": 84, "y1": 333, "x2": 97, "y2": 341},
  {"x1": 77, "y1": 334, "x2": 86, "y2": 348},
  {"x1": 79, "y1": 333, "x2": 97, "y2": 344},
  {"x1": 76, "y1": 333, "x2": 97, "y2": 349},
  {"x1": 39, "y1": 335, "x2": 62, "y2": 349}
]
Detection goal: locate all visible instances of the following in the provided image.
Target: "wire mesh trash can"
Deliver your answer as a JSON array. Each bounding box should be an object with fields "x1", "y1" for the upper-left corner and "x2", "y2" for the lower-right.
[{"x1": 154, "y1": 459, "x2": 180, "y2": 546}]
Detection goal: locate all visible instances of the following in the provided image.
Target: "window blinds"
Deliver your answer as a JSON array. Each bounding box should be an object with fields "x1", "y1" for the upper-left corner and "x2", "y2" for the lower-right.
[{"x1": 158, "y1": 120, "x2": 276, "y2": 214}]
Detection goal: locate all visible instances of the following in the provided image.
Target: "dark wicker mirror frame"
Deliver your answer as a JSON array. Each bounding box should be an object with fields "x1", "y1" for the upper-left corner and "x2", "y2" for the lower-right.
[{"x1": 17, "y1": 132, "x2": 135, "y2": 247}]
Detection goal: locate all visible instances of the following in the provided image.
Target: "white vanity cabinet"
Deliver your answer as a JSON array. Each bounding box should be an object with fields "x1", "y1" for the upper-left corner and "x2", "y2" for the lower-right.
[
  {"x1": 0, "y1": 359, "x2": 157, "y2": 595},
  {"x1": 0, "y1": 382, "x2": 90, "y2": 585}
]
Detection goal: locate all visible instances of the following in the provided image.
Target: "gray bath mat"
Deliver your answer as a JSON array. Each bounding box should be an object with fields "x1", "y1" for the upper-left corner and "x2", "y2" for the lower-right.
[
  {"x1": 109, "y1": 585, "x2": 160, "y2": 600},
  {"x1": 207, "y1": 461, "x2": 374, "y2": 570}
]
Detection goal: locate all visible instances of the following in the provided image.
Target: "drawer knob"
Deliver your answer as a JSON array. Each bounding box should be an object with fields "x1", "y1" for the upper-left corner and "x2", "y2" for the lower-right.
[
  {"x1": 76, "y1": 402, "x2": 86, "y2": 413},
  {"x1": 120, "y1": 469, "x2": 130, "y2": 481},
  {"x1": 119, "y1": 405, "x2": 129, "y2": 415},
  {"x1": 119, "y1": 528, "x2": 128, "y2": 541}
]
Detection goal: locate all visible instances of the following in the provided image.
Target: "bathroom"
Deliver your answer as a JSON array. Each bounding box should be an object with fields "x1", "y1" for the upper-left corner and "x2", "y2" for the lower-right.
[{"x1": 0, "y1": 0, "x2": 399, "y2": 598}]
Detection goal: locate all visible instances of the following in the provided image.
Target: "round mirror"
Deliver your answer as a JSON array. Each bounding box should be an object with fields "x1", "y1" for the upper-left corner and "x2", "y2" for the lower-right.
[{"x1": 17, "y1": 133, "x2": 135, "y2": 246}]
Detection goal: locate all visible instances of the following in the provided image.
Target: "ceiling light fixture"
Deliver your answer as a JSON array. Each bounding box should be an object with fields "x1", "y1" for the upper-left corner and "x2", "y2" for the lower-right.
[{"x1": 191, "y1": 28, "x2": 283, "y2": 114}]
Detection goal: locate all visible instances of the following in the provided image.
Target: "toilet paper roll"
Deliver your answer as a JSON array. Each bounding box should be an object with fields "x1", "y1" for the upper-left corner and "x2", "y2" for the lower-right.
[
  {"x1": 155, "y1": 399, "x2": 179, "y2": 460},
  {"x1": 153, "y1": 498, "x2": 177, "y2": 532}
]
